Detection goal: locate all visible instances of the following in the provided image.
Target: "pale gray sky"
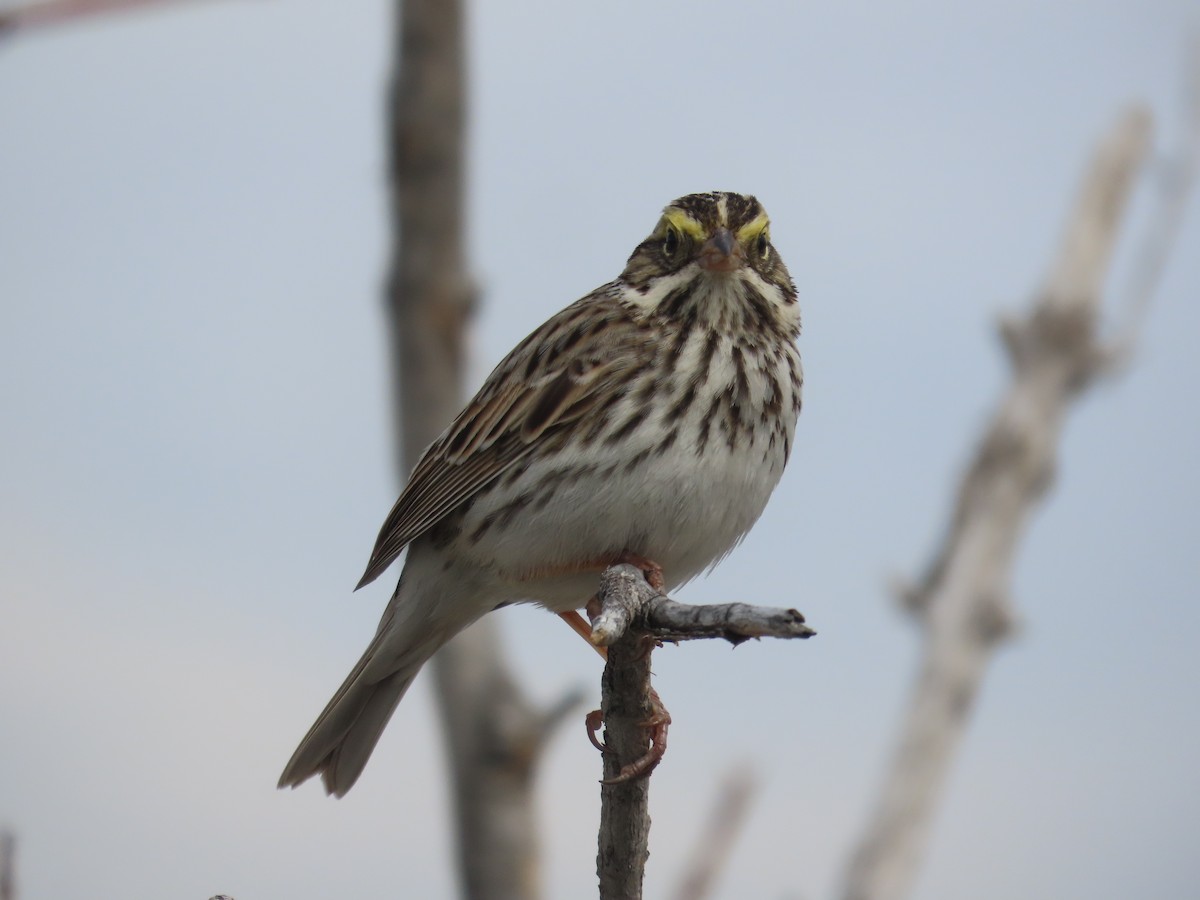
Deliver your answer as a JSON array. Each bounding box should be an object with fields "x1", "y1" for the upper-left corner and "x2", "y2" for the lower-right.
[{"x1": 2, "y1": 1, "x2": 1197, "y2": 898}]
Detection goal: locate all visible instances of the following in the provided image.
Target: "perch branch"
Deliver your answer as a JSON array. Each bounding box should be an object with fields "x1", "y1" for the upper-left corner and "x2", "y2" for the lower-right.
[
  {"x1": 591, "y1": 564, "x2": 814, "y2": 900},
  {"x1": 841, "y1": 103, "x2": 1191, "y2": 900},
  {"x1": 590, "y1": 564, "x2": 816, "y2": 647}
]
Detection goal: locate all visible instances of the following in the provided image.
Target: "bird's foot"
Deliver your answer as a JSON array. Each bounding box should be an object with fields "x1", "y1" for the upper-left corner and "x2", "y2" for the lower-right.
[
  {"x1": 614, "y1": 550, "x2": 666, "y2": 593},
  {"x1": 589, "y1": 688, "x2": 673, "y2": 784}
]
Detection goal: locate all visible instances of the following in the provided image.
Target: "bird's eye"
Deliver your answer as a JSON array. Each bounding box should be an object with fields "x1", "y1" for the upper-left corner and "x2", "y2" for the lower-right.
[
  {"x1": 663, "y1": 224, "x2": 680, "y2": 259},
  {"x1": 756, "y1": 230, "x2": 771, "y2": 260}
]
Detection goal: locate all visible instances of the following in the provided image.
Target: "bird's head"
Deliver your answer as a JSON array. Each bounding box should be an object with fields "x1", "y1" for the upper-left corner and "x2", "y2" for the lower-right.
[{"x1": 620, "y1": 191, "x2": 798, "y2": 329}]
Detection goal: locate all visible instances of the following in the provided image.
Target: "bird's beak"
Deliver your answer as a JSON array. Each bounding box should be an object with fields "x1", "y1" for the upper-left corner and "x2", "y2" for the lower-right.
[{"x1": 698, "y1": 227, "x2": 743, "y2": 273}]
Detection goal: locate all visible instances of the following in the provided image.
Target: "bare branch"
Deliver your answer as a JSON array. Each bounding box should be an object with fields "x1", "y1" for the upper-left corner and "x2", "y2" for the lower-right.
[
  {"x1": 385, "y1": 0, "x2": 555, "y2": 896},
  {"x1": 672, "y1": 766, "x2": 759, "y2": 900},
  {"x1": 841, "y1": 105, "x2": 1185, "y2": 900},
  {"x1": 0, "y1": 0, "x2": 213, "y2": 38},
  {"x1": 0, "y1": 830, "x2": 14, "y2": 900},
  {"x1": 1113, "y1": 38, "x2": 1200, "y2": 345},
  {"x1": 595, "y1": 618, "x2": 655, "y2": 900},
  {"x1": 590, "y1": 564, "x2": 816, "y2": 647},
  {"x1": 538, "y1": 684, "x2": 589, "y2": 743},
  {"x1": 591, "y1": 565, "x2": 813, "y2": 899}
]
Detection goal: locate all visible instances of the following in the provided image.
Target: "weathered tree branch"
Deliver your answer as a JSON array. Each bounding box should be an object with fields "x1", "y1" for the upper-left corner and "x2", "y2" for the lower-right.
[
  {"x1": 590, "y1": 565, "x2": 814, "y2": 899},
  {"x1": 841, "y1": 103, "x2": 1193, "y2": 900},
  {"x1": 386, "y1": 1, "x2": 574, "y2": 896},
  {"x1": 590, "y1": 565, "x2": 816, "y2": 648},
  {"x1": 594, "y1": 618, "x2": 655, "y2": 900}
]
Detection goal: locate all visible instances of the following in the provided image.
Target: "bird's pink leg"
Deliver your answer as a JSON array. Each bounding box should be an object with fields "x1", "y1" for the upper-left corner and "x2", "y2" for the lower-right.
[{"x1": 558, "y1": 609, "x2": 607, "y2": 659}]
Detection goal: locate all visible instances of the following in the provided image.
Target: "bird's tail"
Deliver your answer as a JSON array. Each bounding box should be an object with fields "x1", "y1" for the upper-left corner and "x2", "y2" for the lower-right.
[{"x1": 278, "y1": 573, "x2": 475, "y2": 796}]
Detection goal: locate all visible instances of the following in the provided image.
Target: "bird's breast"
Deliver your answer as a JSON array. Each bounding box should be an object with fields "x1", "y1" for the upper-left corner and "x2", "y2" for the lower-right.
[{"x1": 451, "y1": 331, "x2": 802, "y2": 611}]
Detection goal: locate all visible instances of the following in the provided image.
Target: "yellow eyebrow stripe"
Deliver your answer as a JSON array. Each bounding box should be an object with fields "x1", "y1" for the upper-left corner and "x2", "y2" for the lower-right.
[
  {"x1": 662, "y1": 209, "x2": 707, "y2": 240},
  {"x1": 735, "y1": 214, "x2": 770, "y2": 242}
]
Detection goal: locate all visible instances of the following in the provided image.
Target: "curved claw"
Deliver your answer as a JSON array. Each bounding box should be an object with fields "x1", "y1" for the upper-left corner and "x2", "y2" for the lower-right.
[
  {"x1": 600, "y1": 689, "x2": 673, "y2": 785},
  {"x1": 586, "y1": 708, "x2": 607, "y2": 752}
]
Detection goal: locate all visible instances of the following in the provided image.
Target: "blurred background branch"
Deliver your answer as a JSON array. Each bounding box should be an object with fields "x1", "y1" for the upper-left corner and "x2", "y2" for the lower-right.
[
  {"x1": 0, "y1": 0, "x2": 206, "y2": 36},
  {"x1": 1115, "y1": 39, "x2": 1200, "y2": 340},
  {"x1": 842, "y1": 94, "x2": 1195, "y2": 900},
  {"x1": 672, "y1": 767, "x2": 758, "y2": 900},
  {"x1": 385, "y1": 0, "x2": 574, "y2": 896},
  {"x1": 0, "y1": 830, "x2": 14, "y2": 900}
]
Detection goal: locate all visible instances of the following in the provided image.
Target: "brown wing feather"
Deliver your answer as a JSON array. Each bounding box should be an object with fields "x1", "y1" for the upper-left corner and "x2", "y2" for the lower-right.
[{"x1": 355, "y1": 288, "x2": 654, "y2": 590}]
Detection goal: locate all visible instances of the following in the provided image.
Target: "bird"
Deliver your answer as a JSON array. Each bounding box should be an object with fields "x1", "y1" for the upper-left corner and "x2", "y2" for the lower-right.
[{"x1": 278, "y1": 191, "x2": 803, "y2": 796}]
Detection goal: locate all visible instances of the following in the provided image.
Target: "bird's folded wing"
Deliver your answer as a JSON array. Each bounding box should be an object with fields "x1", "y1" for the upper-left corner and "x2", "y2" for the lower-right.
[{"x1": 355, "y1": 292, "x2": 654, "y2": 589}]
